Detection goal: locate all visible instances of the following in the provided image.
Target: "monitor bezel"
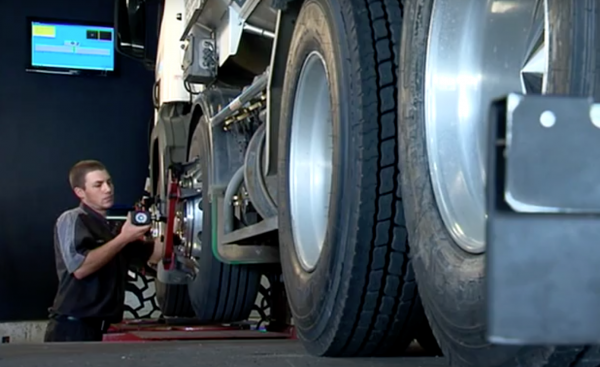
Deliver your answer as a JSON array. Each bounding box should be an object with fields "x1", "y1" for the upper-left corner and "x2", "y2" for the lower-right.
[{"x1": 26, "y1": 16, "x2": 118, "y2": 77}]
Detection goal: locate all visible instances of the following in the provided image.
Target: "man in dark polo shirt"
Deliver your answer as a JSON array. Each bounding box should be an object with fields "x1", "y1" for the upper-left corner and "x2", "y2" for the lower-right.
[{"x1": 44, "y1": 160, "x2": 164, "y2": 342}]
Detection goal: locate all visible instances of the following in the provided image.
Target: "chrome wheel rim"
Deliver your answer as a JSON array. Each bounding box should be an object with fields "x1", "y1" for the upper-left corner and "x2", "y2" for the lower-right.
[
  {"x1": 183, "y1": 196, "x2": 203, "y2": 258},
  {"x1": 183, "y1": 162, "x2": 203, "y2": 259},
  {"x1": 289, "y1": 51, "x2": 333, "y2": 272},
  {"x1": 425, "y1": 0, "x2": 549, "y2": 254}
]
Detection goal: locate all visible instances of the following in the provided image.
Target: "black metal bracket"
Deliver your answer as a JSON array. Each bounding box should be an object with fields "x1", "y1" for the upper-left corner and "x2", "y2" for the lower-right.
[
  {"x1": 156, "y1": 258, "x2": 193, "y2": 285},
  {"x1": 486, "y1": 93, "x2": 600, "y2": 345},
  {"x1": 210, "y1": 186, "x2": 280, "y2": 264},
  {"x1": 168, "y1": 157, "x2": 200, "y2": 180}
]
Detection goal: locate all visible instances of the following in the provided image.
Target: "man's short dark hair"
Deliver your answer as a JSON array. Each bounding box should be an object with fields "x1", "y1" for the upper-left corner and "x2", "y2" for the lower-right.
[{"x1": 69, "y1": 160, "x2": 107, "y2": 189}]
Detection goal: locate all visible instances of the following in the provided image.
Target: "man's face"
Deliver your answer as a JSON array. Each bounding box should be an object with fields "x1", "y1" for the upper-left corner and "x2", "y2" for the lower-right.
[{"x1": 74, "y1": 169, "x2": 114, "y2": 211}]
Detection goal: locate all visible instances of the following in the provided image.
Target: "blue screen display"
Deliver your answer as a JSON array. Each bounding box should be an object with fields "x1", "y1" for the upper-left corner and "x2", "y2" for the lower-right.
[{"x1": 31, "y1": 21, "x2": 115, "y2": 71}]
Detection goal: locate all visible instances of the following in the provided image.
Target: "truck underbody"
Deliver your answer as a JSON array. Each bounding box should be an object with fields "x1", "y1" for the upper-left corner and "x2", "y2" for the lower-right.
[{"x1": 114, "y1": 0, "x2": 600, "y2": 366}]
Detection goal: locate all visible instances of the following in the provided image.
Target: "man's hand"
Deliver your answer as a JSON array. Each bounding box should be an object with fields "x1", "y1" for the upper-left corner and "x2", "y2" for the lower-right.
[
  {"x1": 73, "y1": 214, "x2": 152, "y2": 280},
  {"x1": 148, "y1": 235, "x2": 165, "y2": 265},
  {"x1": 118, "y1": 213, "x2": 152, "y2": 244}
]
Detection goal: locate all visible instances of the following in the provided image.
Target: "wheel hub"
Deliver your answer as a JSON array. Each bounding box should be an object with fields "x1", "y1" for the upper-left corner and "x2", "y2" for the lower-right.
[
  {"x1": 424, "y1": 0, "x2": 548, "y2": 254},
  {"x1": 169, "y1": 165, "x2": 203, "y2": 263},
  {"x1": 181, "y1": 167, "x2": 203, "y2": 259},
  {"x1": 183, "y1": 195, "x2": 203, "y2": 258},
  {"x1": 288, "y1": 51, "x2": 334, "y2": 272}
]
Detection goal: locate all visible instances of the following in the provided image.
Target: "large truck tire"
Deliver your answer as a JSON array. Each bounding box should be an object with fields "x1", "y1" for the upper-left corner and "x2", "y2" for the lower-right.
[
  {"x1": 154, "y1": 281, "x2": 195, "y2": 318},
  {"x1": 149, "y1": 103, "x2": 196, "y2": 318},
  {"x1": 398, "y1": 0, "x2": 600, "y2": 366},
  {"x1": 124, "y1": 270, "x2": 162, "y2": 320},
  {"x1": 186, "y1": 117, "x2": 262, "y2": 323},
  {"x1": 277, "y1": 0, "x2": 420, "y2": 357},
  {"x1": 152, "y1": 169, "x2": 195, "y2": 319}
]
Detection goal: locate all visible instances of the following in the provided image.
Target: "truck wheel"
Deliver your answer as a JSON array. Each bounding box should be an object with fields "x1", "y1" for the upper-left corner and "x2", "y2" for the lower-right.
[
  {"x1": 398, "y1": 0, "x2": 600, "y2": 366},
  {"x1": 154, "y1": 282, "x2": 195, "y2": 318},
  {"x1": 277, "y1": 0, "x2": 420, "y2": 357},
  {"x1": 186, "y1": 117, "x2": 262, "y2": 323},
  {"x1": 124, "y1": 270, "x2": 162, "y2": 320},
  {"x1": 153, "y1": 173, "x2": 195, "y2": 318},
  {"x1": 150, "y1": 103, "x2": 196, "y2": 318}
]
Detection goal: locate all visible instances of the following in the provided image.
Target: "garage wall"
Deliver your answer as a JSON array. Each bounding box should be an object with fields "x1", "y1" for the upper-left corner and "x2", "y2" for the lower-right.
[{"x1": 0, "y1": 0, "x2": 155, "y2": 321}]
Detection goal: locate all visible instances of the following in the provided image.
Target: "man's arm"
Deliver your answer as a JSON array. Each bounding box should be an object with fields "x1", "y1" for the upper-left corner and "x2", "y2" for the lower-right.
[
  {"x1": 123, "y1": 237, "x2": 164, "y2": 268},
  {"x1": 149, "y1": 237, "x2": 165, "y2": 264},
  {"x1": 72, "y1": 235, "x2": 129, "y2": 279},
  {"x1": 56, "y1": 211, "x2": 149, "y2": 280},
  {"x1": 55, "y1": 211, "x2": 124, "y2": 279}
]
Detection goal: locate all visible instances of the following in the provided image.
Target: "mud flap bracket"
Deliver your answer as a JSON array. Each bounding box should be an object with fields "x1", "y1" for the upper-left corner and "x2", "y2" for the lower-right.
[
  {"x1": 486, "y1": 93, "x2": 600, "y2": 345},
  {"x1": 210, "y1": 186, "x2": 280, "y2": 264}
]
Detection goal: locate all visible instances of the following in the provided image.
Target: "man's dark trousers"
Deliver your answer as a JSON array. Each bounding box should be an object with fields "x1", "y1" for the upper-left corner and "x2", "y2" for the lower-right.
[{"x1": 43, "y1": 315, "x2": 108, "y2": 342}]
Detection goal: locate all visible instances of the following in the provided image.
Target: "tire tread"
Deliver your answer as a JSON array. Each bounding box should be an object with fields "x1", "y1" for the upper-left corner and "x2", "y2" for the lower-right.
[
  {"x1": 187, "y1": 118, "x2": 261, "y2": 324},
  {"x1": 327, "y1": 0, "x2": 420, "y2": 356},
  {"x1": 398, "y1": 0, "x2": 600, "y2": 366},
  {"x1": 156, "y1": 283, "x2": 195, "y2": 318}
]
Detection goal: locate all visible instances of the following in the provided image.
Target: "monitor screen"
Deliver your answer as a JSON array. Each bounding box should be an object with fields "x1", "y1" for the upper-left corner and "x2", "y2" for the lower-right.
[{"x1": 29, "y1": 19, "x2": 115, "y2": 73}]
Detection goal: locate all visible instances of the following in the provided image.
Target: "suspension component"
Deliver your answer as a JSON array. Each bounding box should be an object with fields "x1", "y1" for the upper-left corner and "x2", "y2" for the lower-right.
[
  {"x1": 162, "y1": 175, "x2": 180, "y2": 271},
  {"x1": 154, "y1": 161, "x2": 203, "y2": 284}
]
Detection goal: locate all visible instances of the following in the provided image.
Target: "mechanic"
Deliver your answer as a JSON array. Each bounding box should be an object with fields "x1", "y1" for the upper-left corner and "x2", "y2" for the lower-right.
[{"x1": 43, "y1": 159, "x2": 164, "y2": 342}]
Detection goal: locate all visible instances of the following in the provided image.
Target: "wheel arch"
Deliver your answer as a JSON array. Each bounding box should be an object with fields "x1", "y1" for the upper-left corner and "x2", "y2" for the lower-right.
[
  {"x1": 264, "y1": 1, "x2": 302, "y2": 176},
  {"x1": 187, "y1": 104, "x2": 204, "y2": 158},
  {"x1": 148, "y1": 102, "x2": 193, "y2": 198},
  {"x1": 191, "y1": 88, "x2": 247, "y2": 188}
]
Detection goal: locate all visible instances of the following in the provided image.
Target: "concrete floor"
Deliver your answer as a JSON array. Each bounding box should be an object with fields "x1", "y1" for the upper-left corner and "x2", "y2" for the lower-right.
[{"x1": 0, "y1": 340, "x2": 448, "y2": 367}]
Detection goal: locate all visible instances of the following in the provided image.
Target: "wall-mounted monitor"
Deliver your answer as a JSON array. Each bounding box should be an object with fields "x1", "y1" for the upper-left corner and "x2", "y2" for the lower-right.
[{"x1": 26, "y1": 17, "x2": 116, "y2": 76}]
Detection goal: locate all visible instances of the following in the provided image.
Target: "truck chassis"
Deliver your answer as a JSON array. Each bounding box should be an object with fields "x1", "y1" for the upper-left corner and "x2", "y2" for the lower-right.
[{"x1": 114, "y1": 0, "x2": 600, "y2": 365}]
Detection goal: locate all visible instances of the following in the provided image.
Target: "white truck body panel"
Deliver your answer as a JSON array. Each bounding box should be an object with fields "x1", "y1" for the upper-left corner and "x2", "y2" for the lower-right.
[{"x1": 155, "y1": 0, "x2": 189, "y2": 109}]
